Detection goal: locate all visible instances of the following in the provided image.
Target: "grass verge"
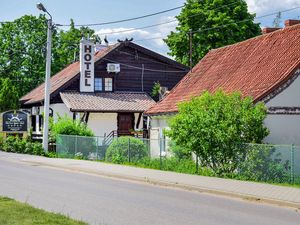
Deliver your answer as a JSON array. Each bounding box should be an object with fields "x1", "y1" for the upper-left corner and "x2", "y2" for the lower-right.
[{"x1": 0, "y1": 196, "x2": 88, "y2": 225}]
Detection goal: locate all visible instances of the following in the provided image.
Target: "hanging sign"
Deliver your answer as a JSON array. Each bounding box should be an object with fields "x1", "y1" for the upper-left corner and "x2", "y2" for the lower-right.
[
  {"x1": 2, "y1": 110, "x2": 28, "y2": 132},
  {"x1": 80, "y1": 39, "x2": 94, "y2": 92}
]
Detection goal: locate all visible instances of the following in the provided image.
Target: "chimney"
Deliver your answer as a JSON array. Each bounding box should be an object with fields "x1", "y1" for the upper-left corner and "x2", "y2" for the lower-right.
[
  {"x1": 284, "y1": 19, "x2": 300, "y2": 27},
  {"x1": 262, "y1": 27, "x2": 281, "y2": 34}
]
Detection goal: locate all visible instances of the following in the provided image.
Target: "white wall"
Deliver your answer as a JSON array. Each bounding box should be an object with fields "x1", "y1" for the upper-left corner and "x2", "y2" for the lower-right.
[
  {"x1": 264, "y1": 115, "x2": 300, "y2": 145},
  {"x1": 39, "y1": 103, "x2": 73, "y2": 122},
  {"x1": 134, "y1": 113, "x2": 143, "y2": 130},
  {"x1": 87, "y1": 113, "x2": 117, "y2": 137},
  {"x1": 264, "y1": 71, "x2": 300, "y2": 145},
  {"x1": 150, "y1": 116, "x2": 172, "y2": 157},
  {"x1": 266, "y1": 70, "x2": 300, "y2": 107}
]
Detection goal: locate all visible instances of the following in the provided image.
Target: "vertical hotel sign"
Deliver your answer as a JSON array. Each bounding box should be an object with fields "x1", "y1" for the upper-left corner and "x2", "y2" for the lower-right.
[{"x1": 80, "y1": 39, "x2": 94, "y2": 92}]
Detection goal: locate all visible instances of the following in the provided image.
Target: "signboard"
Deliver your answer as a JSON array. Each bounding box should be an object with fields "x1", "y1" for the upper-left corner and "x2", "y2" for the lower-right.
[
  {"x1": 80, "y1": 39, "x2": 94, "y2": 92},
  {"x1": 2, "y1": 110, "x2": 28, "y2": 132}
]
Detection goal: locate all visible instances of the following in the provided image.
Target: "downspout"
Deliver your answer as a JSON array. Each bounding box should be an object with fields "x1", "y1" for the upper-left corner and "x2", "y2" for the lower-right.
[{"x1": 141, "y1": 64, "x2": 144, "y2": 92}]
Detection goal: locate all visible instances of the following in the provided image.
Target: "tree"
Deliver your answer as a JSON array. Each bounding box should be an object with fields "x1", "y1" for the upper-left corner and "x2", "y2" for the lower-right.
[
  {"x1": 165, "y1": 90, "x2": 269, "y2": 175},
  {"x1": 0, "y1": 15, "x2": 48, "y2": 96},
  {"x1": 53, "y1": 19, "x2": 100, "y2": 74},
  {"x1": 165, "y1": 0, "x2": 261, "y2": 66},
  {"x1": 0, "y1": 15, "x2": 99, "y2": 98},
  {"x1": 0, "y1": 78, "x2": 19, "y2": 112}
]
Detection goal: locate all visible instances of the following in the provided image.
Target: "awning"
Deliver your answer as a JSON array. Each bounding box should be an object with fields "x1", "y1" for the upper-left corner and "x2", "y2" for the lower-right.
[{"x1": 60, "y1": 91, "x2": 156, "y2": 112}]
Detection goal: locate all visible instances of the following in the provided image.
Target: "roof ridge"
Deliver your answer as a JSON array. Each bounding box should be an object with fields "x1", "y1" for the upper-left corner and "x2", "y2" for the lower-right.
[{"x1": 211, "y1": 23, "x2": 300, "y2": 53}]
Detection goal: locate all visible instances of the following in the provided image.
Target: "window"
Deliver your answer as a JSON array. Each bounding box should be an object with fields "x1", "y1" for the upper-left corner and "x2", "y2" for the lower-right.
[
  {"x1": 105, "y1": 78, "x2": 113, "y2": 91},
  {"x1": 94, "y1": 78, "x2": 102, "y2": 91}
]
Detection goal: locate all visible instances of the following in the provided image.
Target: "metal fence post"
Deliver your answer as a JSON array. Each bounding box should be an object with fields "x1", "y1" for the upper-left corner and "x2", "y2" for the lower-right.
[
  {"x1": 96, "y1": 137, "x2": 99, "y2": 160},
  {"x1": 75, "y1": 135, "x2": 78, "y2": 157},
  {"x1": 290, "y1": 144, "x2": 295, "y2": 184},
  {"x1": 196, "y1": 154, "x2": 199, "y2": 174},
  {"x1": 160, "y1": 139, "x2": 162, "y2": 170},
  {"x1": 128, "y1": 138, "x2": 131, "y2": 163}
]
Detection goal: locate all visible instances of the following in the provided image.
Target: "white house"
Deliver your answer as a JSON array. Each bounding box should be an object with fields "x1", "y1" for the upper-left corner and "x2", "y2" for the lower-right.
[{"x1": 145, "y1": 20, "x2": 300, "y2": 146}]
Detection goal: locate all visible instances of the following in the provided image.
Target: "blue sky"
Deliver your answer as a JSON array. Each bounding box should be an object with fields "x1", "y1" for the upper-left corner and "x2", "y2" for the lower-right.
[{"x1": 1, "y1": 0, "x2": 300, "y2": 57}]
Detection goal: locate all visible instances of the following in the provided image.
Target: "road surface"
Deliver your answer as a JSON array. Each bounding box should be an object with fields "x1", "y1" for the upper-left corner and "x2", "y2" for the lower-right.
[{"x1": 0, "y1": 157, "x2": 299, "y2": 225}]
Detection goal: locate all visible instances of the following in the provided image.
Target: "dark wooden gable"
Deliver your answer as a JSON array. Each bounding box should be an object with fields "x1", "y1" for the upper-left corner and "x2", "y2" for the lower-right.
[
  {"x1": 50, "y1": 42, "x2": 188, "y2": 103},
  {"x1": 93, "y1": 42, "x2": 188, "y2": 95}
]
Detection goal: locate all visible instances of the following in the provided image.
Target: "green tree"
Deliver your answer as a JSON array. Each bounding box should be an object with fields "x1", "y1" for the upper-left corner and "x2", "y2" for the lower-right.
[
  {"x1": 165, "y1": 0, "x2": 261, "y2": 66},
  {"x1": 165, "y1": 90, "x2": 269, "y2": 175},
  {"x1": 0, "y1": 78, "x2": 19, "y2": 112},
  {"x1": 0, "y1": 16, "x2": 99, "y2": 97},
  {"x1": 53, "y1": 19, "x2": 99, "y2": 73},
  {"x1": 0, "y1": 15, "x2": 48, "y2": 96}
]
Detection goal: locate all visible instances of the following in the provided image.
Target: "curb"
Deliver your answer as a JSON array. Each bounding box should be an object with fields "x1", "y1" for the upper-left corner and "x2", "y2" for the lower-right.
[{"x1": 24, "y1": 159, "x2": 300, "y2": 210}]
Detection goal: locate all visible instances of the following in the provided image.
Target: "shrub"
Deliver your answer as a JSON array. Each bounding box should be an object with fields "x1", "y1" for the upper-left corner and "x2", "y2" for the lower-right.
[
  {"x1": 0, "y1": 136, "x2": 46, "y2": 156},
  {"x1": 129, "y1": 157, "x2": 215, "y2": 176},
  {"x1": 168, "y1": 140, "x2": 191, "y2": 159},
  {"x1": 238, "y1": 144, "x2": 290, "y2": 183},
  {"x1": 166, "y1": 90, "x2": 269, "y2": 175},
  {"x1": 50, "y1": 115, "x2": 94, "y2": 141},
  {"x1": 105, "y1": 137, "x2": 148, "y2": 163}
]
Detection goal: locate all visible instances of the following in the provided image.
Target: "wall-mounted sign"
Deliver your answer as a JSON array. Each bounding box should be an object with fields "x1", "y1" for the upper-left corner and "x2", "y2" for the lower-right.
[
  {"x1": 80, "y1": 39, "x2": 94, "y2": 92},
  {"x1": 2, "y1": 110, "x2": 28, "y2": 132}
]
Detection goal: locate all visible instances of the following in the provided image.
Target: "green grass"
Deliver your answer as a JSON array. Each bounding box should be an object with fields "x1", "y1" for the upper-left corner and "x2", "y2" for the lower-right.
[{"x1": 0, "y1": 197, "x2": 88, "y2": 225}]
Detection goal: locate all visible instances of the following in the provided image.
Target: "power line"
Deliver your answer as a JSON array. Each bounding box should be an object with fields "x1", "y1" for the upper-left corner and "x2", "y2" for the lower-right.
[
  {"x1": 192, "y1": 6, "x2": 300, "y2": 34},
  {"x1": 97, "y1": 4, "x2": 300, "y2": 38},
  {"x1": 78, "y1": 1, "x2": 242, "y2": 35},
  {"x1": 103, "y1": 57, "x2": 189, "y2": 73},
  {"x1": 56, "y1": 5, "x2": 183, "y2": 27},
  {"x1": 133, "y1": 6, "x2": 300, "y2": 42}
]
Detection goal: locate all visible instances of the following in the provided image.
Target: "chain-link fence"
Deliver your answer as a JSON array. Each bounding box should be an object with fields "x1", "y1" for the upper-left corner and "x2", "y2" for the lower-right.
[{"x1": 56, "y1": 134, "x2": 300, "y2": 185}]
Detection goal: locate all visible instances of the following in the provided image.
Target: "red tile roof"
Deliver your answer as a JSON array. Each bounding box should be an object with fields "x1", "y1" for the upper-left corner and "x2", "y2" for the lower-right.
[
  {"x1": 60, "y1": 91, "x2": 156, "y2": 112},
  {"x1": 20, "y1": 44, "x2": 120, "y2": 105},
  {"x1": 146, "y1": 24, "x2": 300, "y2": 115}
]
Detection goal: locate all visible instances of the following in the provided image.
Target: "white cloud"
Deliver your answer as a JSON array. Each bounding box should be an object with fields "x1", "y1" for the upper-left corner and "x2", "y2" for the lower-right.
[
  {"x1": 95, "y1": 16, "x2": 178, "y2": 57},
  {"x1": 95, "y1": 27, "x2": 164, "y2": 46},
  {"x1": 246, "y1": 0, "x2": 300, "y2": 14}
]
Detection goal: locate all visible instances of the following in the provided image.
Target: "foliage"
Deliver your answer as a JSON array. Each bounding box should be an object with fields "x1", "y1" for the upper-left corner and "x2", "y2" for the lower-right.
[
  {"x1": 0, "y1": 136, "x2": 46, "y2": 156},
  {"x1": 0, "y1": 15, "x2": 98, "y2": 97},
  {"x1": 165, "y1": 90, "x2": 269, "y2": 175},
  {"x1": 0, "y1": 196, "x2": 88, "y2": 225},
  {"x1": 105, "y1": 137, "x2": 148, "y2": 163},
  {"x1": 165, "y1": 0, "x2": 261, "y2": 66},
  {"x1": 53, "y1": 19, "x2": 100, "y2": 74},
  {"x1": 238, "y1": 144, "x2": 290, "y2": 183},
  {"x1": 0, "y1": 78, "x2": 19, "y2": 112},
  {"x1": 131, "y1": 157, "x2": 215, "y2": 176},
  {"x1": 50, "y1": 115, "x2": 94, "y2": 140},
  {"x1": 151, "y1": 81, "x2": 161, "y2": 99},
  {"x1": 168, "y1": 140, "x2": 191, "y2": 159}
]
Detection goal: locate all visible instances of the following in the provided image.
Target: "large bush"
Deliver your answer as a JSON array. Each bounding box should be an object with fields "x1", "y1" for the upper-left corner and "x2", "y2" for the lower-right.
[
  {"x1": 166, "y1": 90, "x2": 269, "y2": 175},
  {"x1": 50, "y1": 115, "x2": 94, "y2": 140},
  {"x1": 105, "y1": 137, "x2": 148, "y2": 163}
]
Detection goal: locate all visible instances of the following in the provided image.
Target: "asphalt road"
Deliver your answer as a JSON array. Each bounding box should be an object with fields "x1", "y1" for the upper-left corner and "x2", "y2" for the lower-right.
[{"x1": 0, "y1": 158, "x2": 300, "y2": 225}]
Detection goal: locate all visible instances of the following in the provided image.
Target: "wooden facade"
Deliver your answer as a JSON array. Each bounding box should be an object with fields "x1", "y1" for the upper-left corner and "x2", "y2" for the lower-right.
[{"x1": 61, "y1": 42, "x2": 188, "y2": 98}]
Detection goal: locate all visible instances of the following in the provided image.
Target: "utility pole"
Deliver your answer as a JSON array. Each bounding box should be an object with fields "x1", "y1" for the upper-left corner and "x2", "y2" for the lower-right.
[
  {"x1": 189, "y1": 29, "x2": 193, "y2": 71},
  {"x1": 37, "y1": 3, "x2": 52, "y2": 152}
]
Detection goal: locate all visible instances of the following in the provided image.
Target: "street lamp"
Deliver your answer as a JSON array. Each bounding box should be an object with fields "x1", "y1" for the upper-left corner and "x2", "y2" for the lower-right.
[{"x1": 37, "y1": 2, "x2": 52, "y2": 152}]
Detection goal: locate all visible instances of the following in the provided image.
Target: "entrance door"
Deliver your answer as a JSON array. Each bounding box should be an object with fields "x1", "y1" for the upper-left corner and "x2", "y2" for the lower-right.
[{"x1": 118, "y1": 113, "x2": 134, "y2": 136}]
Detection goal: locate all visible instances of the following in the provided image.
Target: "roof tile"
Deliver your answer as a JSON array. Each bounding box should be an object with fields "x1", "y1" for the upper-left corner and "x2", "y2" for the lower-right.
[
  {"x1": 146, "y1": 24, "x2": 300, "y2": 115},
  {"x1": 60, "y1": 91, "x2": 156, "y2": 112}
]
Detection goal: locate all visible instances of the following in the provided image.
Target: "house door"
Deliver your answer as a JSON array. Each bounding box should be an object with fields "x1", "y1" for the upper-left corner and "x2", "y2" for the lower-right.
[{"x1": 118, "y1": 113, "x2": 134, "y2": 136}]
